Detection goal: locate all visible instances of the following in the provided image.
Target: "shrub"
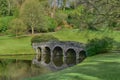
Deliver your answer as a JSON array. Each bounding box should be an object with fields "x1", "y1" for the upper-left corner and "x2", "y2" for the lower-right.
[
  {"x1": 86, "y1": 37, "x2": 114, "y2": 56},
  {"x1": 0, "y1": 16, "x2": 14, "y2": 33},
  {"x1": 8, "y1": 18, "x2": 27, "y2": 37},
  {"x1": 31, "y1": 35, "x2": 59, "y2": 43}
]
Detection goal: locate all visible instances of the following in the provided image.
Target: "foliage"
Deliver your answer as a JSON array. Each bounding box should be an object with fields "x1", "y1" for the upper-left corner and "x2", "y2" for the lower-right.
[
  {"x1": 47, "y1": 17, "x2": 57, "y2": 32},
  {"x1": 8, "y1": 18, "x2": 27, "y2": 37},
  {"x1": 0, "y1": 29, "x2": 120, "y2": 55},
  {"x1": 0, "y1": 0, "x2": 8, "y2": 16},
  {"x1": 67, "y1": 5, "x2": 84, "y2": 29},
  {"x1": 0, "y1": 16, "x2": 14, "y2": 33},
  {"x1": 86, "y1": 37, "x2": 114, "y2": 56},
  {"x1": 31, "y1": 34, "x2": 59, "y2": 43},
  {"x1": 20, "y1": 0, "x2": 48, "y2": 34},
  {"x1": 0, "y1": 0, "x2": 26, "y2": 16},
  {"x1": 55, "y1": 10, "x2": 68, "y2": 26},
  {"x1": 81, "y1": 0, "x2": 120, "y2": 30}
]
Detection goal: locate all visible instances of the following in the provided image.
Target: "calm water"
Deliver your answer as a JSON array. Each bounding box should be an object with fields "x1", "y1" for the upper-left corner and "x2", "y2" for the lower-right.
[
  {"x1": 0, "y1": 58, "x2": 52, "y2": 80},
  {"x1": 0, "y1": 53, "x2": 86, "y2": 80}
]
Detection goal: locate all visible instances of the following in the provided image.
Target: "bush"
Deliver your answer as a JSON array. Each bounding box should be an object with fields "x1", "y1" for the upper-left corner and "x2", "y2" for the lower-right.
[
  {"x1": 8, "y1": 18, "x2": 27, "y2": 37},
  {"x1": 86, "y1": 37, "x2": 114, "y2": 56},
  {"x1": 31, "y1": 35, "x2": 59, "y2": 43},
  {"x1": 0, "y1": 16, "x2": 14, "y2": 33}
]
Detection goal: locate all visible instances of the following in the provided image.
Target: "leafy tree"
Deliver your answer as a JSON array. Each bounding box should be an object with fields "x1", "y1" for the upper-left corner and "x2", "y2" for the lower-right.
[
  {"x1": 0, "y1": 0, "x2": 25, "y2": 16},
  {"x1": 68, "y1": 0, "x2": 120, "y2": 30},
  {"x1": 0, "y1": 0, "x2": 8, "y2": 16},
  {"x1": 8, "y1": 18, "x2": 27, "y2": 37},
  {"x1": 20, "y1": 0, "x2": 48, "y2": 35}
]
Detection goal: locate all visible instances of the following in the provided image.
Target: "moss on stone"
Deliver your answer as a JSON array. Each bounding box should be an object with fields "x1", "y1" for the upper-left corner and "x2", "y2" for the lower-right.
[{"x1": 31, "y1": 34, "x2": 59, "y2": 43}]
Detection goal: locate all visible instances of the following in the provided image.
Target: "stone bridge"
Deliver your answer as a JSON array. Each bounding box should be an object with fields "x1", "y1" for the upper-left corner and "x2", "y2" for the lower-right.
[{"x1": 32, "y1": 41, "x2": 87, "y2": 70}]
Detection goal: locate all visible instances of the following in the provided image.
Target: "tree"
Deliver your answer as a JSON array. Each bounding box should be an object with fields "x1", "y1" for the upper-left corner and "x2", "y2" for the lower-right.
[
  {"x1": 8, "y1": 18, "x2": 27, "y2": 37},
  {"x1": 0, "y1": 0, "x2": 8, "y2": 16},
  {"x1": 68, "y1": 0, "x2": 120, "y2": 30},
  {"x1": 20, "y1": 0, "x2": 47, "y2": 35}
]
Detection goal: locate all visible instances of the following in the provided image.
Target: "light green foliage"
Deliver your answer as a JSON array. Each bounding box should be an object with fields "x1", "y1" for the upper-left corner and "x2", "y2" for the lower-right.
[
  {"x1": 20, "y1": 0, "x2": 48, "y2": 34},
  {"x1": 8, "y1": 18, "x2": 27, "y2": 37},
  {"x1": 47, "y1": 17, "x2": 57, "y2": 32},
  {"x1": 67, "y1": 5, "x2": 84, "y2": 29},
  {"x1": 55, "y1": 10, "x2": 68, "y2": 26},
  {"x1": 0, "y1": 16, "x2": 14, "y2": 33}
]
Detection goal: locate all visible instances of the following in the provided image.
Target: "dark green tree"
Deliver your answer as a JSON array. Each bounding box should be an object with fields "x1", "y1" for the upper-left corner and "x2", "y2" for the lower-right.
[{"x1": 0, "y1": 0, "x2": 8, "y2": 16}]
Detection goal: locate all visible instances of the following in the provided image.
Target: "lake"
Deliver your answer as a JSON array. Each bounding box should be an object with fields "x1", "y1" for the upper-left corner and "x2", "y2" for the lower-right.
[
  {"x1": 0, "y1": 53, "x2": 85, "y2": 80},
  {"x1": 0, "y1": 55, "x2": 52, "y2": 80}
]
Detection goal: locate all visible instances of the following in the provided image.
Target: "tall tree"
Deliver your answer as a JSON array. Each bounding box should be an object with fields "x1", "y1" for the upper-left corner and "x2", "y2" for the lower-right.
[
  {"x1": 69, "y1": 0, "x2": 120, "y2": 30},
  {"x1": 20, "y1": 0, "x2": 47, "y2": 35},
  {"x1": 0, "y1": 0, "x2": 8, "y2": 16}
]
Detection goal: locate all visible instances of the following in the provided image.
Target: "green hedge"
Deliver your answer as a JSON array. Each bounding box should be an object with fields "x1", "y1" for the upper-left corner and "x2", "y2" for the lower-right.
[{"x1": 86, "y1": 37, "x2": 114, "y2": 56}]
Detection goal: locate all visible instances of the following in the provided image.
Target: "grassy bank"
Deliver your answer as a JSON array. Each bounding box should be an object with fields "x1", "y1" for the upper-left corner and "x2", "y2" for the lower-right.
[
  {"x1": 0, "y1": 29, "x2": 120, "y2": 55},
  {"x1": 0, "y1": 35, "x2": 34, "y2": 55},
  {"x1": 25, "y1": 53, "x2": 120, "y2": 80}
]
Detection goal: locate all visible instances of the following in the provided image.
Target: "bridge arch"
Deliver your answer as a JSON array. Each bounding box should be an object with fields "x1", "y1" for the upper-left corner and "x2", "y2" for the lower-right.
[
  {"x1": 36, "y1": 47, "x2": 42, "y2": 61},
  {"x1": 52, "y1": 46, "x2": 63, "y2": 67},
  {"x1": 65, "y1": 49, "x2": 76, "y2": 66},
  {"x1": 78, "y1": 50, "x2": 86, "y2": 62},
  {"x1": 44, "y1": 47, "x2": 51, "y2": 64}
]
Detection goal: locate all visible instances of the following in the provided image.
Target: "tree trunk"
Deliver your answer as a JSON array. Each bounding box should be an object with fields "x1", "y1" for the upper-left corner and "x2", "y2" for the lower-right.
[
  {"x1": 51, "y1": 0, "x2": 57, "y2": 18},
  {"x1": 7, "y1": 0, "x2": 11, "y2": 15},
  {"x1": 31, "y1": 27, "x2": 34, "y2": 35},
  {"x1": 16, "y1": 29, "x2": 18, "y2": 38}
]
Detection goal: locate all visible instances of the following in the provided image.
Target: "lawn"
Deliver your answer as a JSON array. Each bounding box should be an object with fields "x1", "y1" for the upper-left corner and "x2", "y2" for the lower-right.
[
  {"x1": 0, "y1": 29, "x2": 120, "y2": 79},
  {"x1": 0, "y1": 35, "x2": 35, "y2": 55},
  {"x1": 0, "y1": 29, "x2": 120, "y2": 55},
  {"x1": 25, "y1": 53, "x2": 120, "y2": 80}
]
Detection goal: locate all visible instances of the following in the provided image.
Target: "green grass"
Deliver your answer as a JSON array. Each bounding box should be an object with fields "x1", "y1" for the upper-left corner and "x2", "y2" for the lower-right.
[
  {"x1": 53, "y1": 29, "x2": 120, "y2": 43},
  {"x1": 0, "y1": 35, "x2": 35, "y2": 55},
  {"x1": 0, "y1": 55, "x2": 35, "y2": 60},
  {"x1": 25, "y1": 53, "x2": 120, "y2": 80},
  {"x1": 0, "y1": 29, "x2": 120, "y2": 79},
  {"x1": 0, "y1": 29, "x2": 120, "y2": 55}
]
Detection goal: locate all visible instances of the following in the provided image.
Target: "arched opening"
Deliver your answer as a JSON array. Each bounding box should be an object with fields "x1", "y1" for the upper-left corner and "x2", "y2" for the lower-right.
[
  {"x1": 65, "y1": 49, "x2": 76, "y2": 66},
  {"x1": 44, "y1": 47, "x2": 51, "y2": 64},
  {"x1": 78, "y1": 50, "x2": 86, "y2": 62},
  {"x1": 36, "y1": 47, "x2": 42, "y2": 61},
  {"x1": 53, "y1": 46, "x2": 63, "y2": 67}
]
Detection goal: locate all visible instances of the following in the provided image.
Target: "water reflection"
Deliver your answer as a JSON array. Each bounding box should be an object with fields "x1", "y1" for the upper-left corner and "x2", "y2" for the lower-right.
[
  {"x1": 43, "y1": 54, "x2": 51, "y2": 64},
  {"x1": 53, "y1": 55, "x2": 63, "y2": 67},
  {"x1": 53, "y1": 47, "x2": 63, "y2": 67},
  {"x1": 66, "y1": 49, "x2": 76, "y2": 66},
  {"x1": 0, "y1": 59, "x2": 51, "y2": 80},
  {"x1": 44, "y1": 47, "x2": 51, "y2": 64}
]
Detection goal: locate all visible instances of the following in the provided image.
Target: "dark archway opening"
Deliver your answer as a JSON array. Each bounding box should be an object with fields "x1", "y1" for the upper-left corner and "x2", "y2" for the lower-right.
[
  {"x1": 53, "y1": 46, "x2": 63, "y2": 67},
  {"x1": 65, "y1": 49, "x2": 76, "y2": 66},
  {"x1": 44, "y1": 47, "x2": 51, "y2": 64},
  {"x1": 78, "y1": 50, "x2": 86, "y2": 63},
  {"x1": 37, "y1": 47, "x2": 42, "y2": 61}
]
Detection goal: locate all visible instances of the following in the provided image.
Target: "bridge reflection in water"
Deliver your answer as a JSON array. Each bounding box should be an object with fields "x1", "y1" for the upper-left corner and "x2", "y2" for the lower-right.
[{"x1": 32, "y1": 41, "x2": 87, "y2": 70}]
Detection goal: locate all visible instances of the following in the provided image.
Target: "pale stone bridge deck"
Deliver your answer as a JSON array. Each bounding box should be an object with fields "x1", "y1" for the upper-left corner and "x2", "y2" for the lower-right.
[{"x1": 32, "y1": 41, "x2": 87, "y2": 70}]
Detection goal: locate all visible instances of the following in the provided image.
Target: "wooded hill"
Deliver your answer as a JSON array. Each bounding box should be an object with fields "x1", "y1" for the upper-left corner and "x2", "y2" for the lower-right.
[{"x1": 0, "y1": 0, "x2": 120, "y2": 36}]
